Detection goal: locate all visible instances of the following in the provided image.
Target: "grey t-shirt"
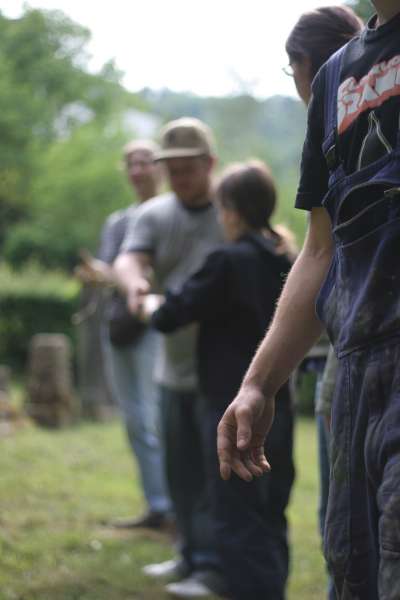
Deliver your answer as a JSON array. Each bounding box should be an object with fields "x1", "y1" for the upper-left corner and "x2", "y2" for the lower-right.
[
  {"x1": 122, "y1": 192, "x2": 223, "y2": 391},
  {"x1": 97, "y1": 205, "x2": 137, "y2": 265}
]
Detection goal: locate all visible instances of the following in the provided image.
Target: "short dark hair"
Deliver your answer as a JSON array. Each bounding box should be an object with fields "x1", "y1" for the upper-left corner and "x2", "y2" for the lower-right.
[
  {"x1": 216, "y1": 160, "x2": 276, "y2": 229},
  {"x1": 285, "y1": 6, "x2": 363, "y2": 80}
]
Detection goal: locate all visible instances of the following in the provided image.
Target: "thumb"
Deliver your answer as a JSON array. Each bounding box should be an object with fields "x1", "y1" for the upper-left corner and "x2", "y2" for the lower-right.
[
  {"x1": 79, "y1": 248, "x2": 92, "y2": 265},
  {"x1": 236, "y1": 406, "x2": 252, "y2": 451}
]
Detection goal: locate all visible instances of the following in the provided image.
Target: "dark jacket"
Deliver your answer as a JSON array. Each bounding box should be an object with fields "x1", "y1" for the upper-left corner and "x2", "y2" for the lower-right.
[{"x1": 151, "y1": 232, "x2": 292, "y2": 406}]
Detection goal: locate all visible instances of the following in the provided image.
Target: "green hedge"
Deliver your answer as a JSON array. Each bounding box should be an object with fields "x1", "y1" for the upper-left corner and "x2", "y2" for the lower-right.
[{"x1": 0, "y1": 264, "x2": 80, "y2": 370}]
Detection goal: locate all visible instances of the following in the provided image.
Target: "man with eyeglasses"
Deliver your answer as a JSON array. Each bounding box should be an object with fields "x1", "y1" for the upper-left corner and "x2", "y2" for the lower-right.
[{"x1": 76, "y1": 139, "x2": 172, "y2": 531}]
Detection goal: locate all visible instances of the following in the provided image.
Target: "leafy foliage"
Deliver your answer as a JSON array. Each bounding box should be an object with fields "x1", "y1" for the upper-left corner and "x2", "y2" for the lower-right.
[
  {"x1": 0, "y1": 264, "x2": 80, "y2": 368},
  {"x1": 4, "y1": 121, "x2": 134, "y2": 269},
  {"x1": 346, "y1": 0, "x2": 374, "y2": 21},
  {"x1": 0, "y1": 8, "x2": 143, "y2": 266}
]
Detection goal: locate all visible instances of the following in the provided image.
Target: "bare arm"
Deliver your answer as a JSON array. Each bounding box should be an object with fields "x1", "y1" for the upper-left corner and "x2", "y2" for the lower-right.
[
  {"x1": 113, "y1": 251, "x2": 153, "y2": 313},
  {"x1": 217, "y1": 207, "x2": 333, "y2": 481}
]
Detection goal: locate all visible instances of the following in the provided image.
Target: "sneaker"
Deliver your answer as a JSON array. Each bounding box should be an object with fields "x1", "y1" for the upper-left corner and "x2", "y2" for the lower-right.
[
  {"x1": 165, "y1": 571, "x2": 229, "y2": 598},
  {"x1": 108, "y1": 511, "x2": 173, "y2": 530},
  {"x1": 142, "y1": 558, "x2": 191, "y2": 581}
]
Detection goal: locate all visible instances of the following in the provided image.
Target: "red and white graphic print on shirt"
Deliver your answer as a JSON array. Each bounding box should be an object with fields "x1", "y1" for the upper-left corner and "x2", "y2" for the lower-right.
[{"x1": 338, "y1": 54, "x2": 400, "y2": 134}]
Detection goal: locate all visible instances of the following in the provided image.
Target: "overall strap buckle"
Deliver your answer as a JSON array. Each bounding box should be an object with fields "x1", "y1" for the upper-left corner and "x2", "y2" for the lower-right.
[{"x1": 325, "y1": 142, "x2": 339, "y2": 171}]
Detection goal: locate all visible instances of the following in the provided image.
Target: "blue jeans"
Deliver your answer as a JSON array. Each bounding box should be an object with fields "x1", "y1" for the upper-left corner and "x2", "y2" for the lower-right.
[
  {"x1": 159, "y1": 385, "x2": 220, "y2": 572},
  {"x1": 106, "y1": 329, "x2": 171, "y2": 514}
]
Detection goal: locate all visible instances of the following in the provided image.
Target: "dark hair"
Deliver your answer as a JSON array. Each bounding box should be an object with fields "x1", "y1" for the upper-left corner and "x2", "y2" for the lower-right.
[
  {"x1": 217, "y1": 161, "x2": 276, "y2": 229},
  {"x1": 216, "y1": 161, "x2": 297, "y2": 260},
  {"x1": 285, "y1": 6, "x2": 363, "y2": 80}
]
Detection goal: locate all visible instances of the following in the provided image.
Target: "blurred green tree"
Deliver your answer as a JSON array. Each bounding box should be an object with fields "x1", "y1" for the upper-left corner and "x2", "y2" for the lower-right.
[
  {"x1": 0, "y1": 8, "x2": 144, "y2": 268},
  {"x1": 4, "y1": 119, "x2": 134, "y2": 270},
  {"x1": 346, "y1": 0, "x2": 374, "y2": 21}
]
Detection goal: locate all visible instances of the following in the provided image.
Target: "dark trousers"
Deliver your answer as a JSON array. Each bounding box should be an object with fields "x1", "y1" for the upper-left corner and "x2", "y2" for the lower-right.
[
  {"x1": 159, "y1": 385, "x2": 220, "y2": 572},
  {"x1": 202, "y1": 386, "x2": 295, "y2": 600},
  {"x1": 325, "y1": 338, "x2": 400, "y2": 600}
]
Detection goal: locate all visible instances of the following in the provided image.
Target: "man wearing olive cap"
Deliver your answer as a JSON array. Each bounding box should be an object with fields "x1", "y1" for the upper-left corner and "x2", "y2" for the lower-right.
[{"x1": 115, "y1": 118, "x2": 226, "y2": 598}]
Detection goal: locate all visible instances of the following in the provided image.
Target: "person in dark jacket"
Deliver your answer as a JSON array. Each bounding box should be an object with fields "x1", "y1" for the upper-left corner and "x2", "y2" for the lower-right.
[{"x1": 143, "y1": 160, "x2": 296, "y2": 600}]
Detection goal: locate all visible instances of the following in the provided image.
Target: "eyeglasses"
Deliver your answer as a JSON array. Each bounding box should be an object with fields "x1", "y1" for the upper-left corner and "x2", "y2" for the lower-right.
[
  {"x1": 125, "y1": 159, "x2": 154, "y2": 168},
  {"x1": 282, "y1": 64, "x2": 294, "y2": 78}
]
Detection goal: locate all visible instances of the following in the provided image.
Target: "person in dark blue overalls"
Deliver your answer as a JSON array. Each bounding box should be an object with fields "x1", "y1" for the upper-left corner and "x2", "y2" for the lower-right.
[
  {"x1": 217, "y1": 3, "x2": 400, "y2": 599},
  {"x1": 284, "y1": 10, "x2": 363, "y2": 599}
]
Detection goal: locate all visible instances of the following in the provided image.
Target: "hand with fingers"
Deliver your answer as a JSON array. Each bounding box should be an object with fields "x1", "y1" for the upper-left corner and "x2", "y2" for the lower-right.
[
  {"x1": 74, "y1": 249, "x2": 113, "y2": 286},
  {"x1": 126, "y1": 278, "x2": 151, "y2": 315},
  {"x1": 217, "y1": 385, "x2": 275, "y2": 482}
]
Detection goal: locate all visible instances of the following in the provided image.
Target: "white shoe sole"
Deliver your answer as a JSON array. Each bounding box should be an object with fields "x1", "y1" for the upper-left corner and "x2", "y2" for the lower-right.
[
  {"x1": 142, "y1": 559, "x2": 186, "y2": 581},
  {"x1": 165, "y1": 578, "x2": 219, "y2": 598}
]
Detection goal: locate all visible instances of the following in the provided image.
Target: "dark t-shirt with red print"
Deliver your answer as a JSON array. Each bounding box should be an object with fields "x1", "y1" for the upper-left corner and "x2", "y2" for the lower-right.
[{"x1": 296, "y1": 11, "x2": 400, "y2": 211}]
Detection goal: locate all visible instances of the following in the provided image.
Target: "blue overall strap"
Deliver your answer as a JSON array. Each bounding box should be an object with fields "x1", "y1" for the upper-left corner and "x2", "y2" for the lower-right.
[
  {"x1": 324, "y1": 44, "x2": 347, "y2": 138},
  {"x1": 323, "y1": 44, "x2": 347, "y2": 171}
]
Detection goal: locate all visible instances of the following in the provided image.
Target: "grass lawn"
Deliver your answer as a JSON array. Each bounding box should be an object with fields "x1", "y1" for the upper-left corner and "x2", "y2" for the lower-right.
[{"x1": 0, "y1": 416, "x2": 327, "y2": 600}]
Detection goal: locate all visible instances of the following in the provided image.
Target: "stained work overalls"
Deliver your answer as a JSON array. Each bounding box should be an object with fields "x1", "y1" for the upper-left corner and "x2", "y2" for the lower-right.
[{"x1": 316, "y1": 47, "x2": 400, "y2": 600}]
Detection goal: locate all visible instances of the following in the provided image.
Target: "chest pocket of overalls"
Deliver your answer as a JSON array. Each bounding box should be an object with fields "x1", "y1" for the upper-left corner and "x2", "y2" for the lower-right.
[
  {"x1": 333, "y1": 177, "x2": 400, "y2": 355},
  {"x1": 316, "y1": 47, "x2": 400, "y2": 356}
]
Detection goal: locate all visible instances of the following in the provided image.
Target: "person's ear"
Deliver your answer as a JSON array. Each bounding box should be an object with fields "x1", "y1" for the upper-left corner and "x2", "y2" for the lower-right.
[
  {"x1": 226, "y1": 207, "x2": 241, "y2": 227},
  {"x1": 303, "y1": 55, "x2": 312, "y2": 81}
]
